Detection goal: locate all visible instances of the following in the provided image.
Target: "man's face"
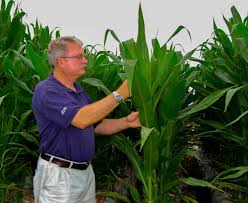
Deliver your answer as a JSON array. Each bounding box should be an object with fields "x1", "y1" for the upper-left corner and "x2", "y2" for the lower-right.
[{"x1": 58, "y1": 43, "x2": 88, "y2": 78}]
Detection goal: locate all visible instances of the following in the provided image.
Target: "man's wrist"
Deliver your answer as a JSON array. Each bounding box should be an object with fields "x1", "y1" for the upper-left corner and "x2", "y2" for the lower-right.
[
  {"x1": 121, "y1": 117, "x2": 129, "y2": 129},
  {"x1": 112, "y1": 91, "x2": 123, "y2": 102}
]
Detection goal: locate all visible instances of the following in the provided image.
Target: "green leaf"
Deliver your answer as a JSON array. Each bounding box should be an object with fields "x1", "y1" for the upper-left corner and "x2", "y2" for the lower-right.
[
  {"x1": 111, "y1": 170, "x2": 141, "y2": 203},
  {"x1": 143, "y1": 129, "x2": 160, "y2": 185},
  {"x1": 136, "y1": 4, "x2": 149, "y2": 64},
  {"x1": 225, "y1": 85, "x2": 247, "y2": 112},
  {"x1": 105, "y1": 51, "x2": 124, "y2": 66},
  {"x1": 212, "y1": 166, "x2": 248, "y2": 182},
  {"x1": 5, "y1": 12, "x2": 26, "y2": 50},
  {"x1": 181, "y1": 177, "x2": 224, "y2": 192},
  {"x1": 124, "y1": 59, "x2": 137, "y2": 96},
  {"x1": 12, "y1": 49, "x2": 35, "y2": 70},
  {"x1": 111, "y1": 135, "x2": 148, "y2": 194},
  {"x1": 178, "y1": 86, "x2": 233, "y2": 119},
  {"x1": 26, "y1": 44, "x2": 51, "y2": 80},
  {"x1": 140, "y1": 126, "x2": 159, "y2": 152},
  {"x1": 7, "y1": 132, "x2": 39, "y2": 146},
  {"x1": 214, "y1": 69, "x2": 234, "y2": 84},
  {"x1": 214, "y1": 28, "x2": 233, "y2": 56},
  {"x1": 104, "y1": 29, "x2": 121, "y2": 46},
  {"x1": 3, "y1": 0, "x2": 14, "y2": 23},
  {"x1": 8, "y1": 70, "x2": 33, "y2": 94},
  {"x1": 16, "y1": 110, "x2": 32, "y2": 131},
  {"x1": 82, "y1": 78, "x2": 111, "y2": 95},
  {"x1": 120, "y1": 38, "x2": 137, "y2": 59},
  {"x1": 184, "y1": 70, "x2": 199, "y2": 88},
  {"x1": 8, "y1": 142, "x2": 38, "y2": 158},
  {"x1": 236, "y1": 38, "x2": 248, "y2": 63},
  {"x1": 216, "y1": 181, "x2": 248, "y2": 193},
  {"x1": 198, "y1": 119, "x2": 225, "y2": 129},
  {"x1": 179, "y1": 48, "x2": 196, "y2": 65},
  {"x1": 165, "y1": 25, "x2": 191, "y2": 44},
  {"x1": 0, "y1": 95, "x2": 8, "y2": 107},
  {"x1": 181, "y1": 195, "x2": 198, "y2": 203},
  {"x1": 221, "y1": 168, "x2": 248, "y2": 180},
  {"x1": 224, "y1": 110, "x2": 248, "y2": 128},
  {"x1": 231, "y1": 6, "x2": 242, "y2": 24},
  {"x1": 158, "y1": 80, "x2": 186, "y2": 119}
]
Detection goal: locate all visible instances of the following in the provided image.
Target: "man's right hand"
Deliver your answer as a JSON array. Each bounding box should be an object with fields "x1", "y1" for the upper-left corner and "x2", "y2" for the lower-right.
[{"x1": 116, "y1": 80, "x2": 130, "y2": 100}]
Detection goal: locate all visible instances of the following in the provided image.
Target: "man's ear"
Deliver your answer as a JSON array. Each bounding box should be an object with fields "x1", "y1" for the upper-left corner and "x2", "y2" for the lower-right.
[{"x1": 56, "y1": 57, "x2": 63, "y2": 67}]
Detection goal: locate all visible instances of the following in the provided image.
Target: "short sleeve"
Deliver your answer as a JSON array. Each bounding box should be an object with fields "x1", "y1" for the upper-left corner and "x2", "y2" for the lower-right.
[{"x1": 40, "y1": 89, "x2": 81, "y2": 128}]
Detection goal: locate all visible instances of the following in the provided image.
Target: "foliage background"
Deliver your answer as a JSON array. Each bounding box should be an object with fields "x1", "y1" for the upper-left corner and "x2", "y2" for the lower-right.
[{"x1": 0, "y1": 0, "x2": 248, "y2": 202}]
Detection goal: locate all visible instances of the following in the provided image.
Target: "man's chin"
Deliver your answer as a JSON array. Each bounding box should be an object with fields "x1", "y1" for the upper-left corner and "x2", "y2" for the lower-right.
[{"x1": 76, "y1": 70, "x2": 85, "y2": 78}]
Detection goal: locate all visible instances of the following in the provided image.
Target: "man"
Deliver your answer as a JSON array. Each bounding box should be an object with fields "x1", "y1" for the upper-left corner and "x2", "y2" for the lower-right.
[{"x1": 32, "y1": 36, "x2": 140, "y2": 203}]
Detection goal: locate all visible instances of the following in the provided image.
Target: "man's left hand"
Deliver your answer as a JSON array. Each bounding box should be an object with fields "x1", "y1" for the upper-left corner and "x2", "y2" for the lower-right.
[{"x1": 125, "y1": 112, "x2": 141, "y2": 128}]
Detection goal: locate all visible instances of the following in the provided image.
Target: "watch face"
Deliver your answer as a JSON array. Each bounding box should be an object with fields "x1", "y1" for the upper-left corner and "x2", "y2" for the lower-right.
[
  {"x1": 116, "y1": 94, "x2": 122, "y2": 101},
  {"x1": 113, "y1": 91, "x2": 122, "y2": 102}
]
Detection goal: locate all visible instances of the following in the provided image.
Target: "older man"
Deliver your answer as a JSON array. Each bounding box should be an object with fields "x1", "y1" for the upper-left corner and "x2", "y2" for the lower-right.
[{"x1": 32, "y1": 36, "x2": 140, "y2": 203}]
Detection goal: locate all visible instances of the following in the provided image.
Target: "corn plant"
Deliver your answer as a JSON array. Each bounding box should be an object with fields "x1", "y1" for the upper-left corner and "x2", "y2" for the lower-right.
[
  {"x1": 189, "y1": 6, "x2": 248, "y2": 201},
  {"x1": 0, "y1": 0, "x2": 25, "y2": 55},
  {"x1": 99, "y1": 4, "x2": 231, "y2": 202},
  {"x1": 25, "y1": 19, "x2": 60, "y2": 54},
  {"x1": 0, "y1": 0, "x2": 57, "y2": 201}
]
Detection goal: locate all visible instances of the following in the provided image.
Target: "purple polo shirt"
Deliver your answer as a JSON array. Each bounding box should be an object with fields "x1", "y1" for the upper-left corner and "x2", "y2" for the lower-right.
[{"x1": 32, "y1": 74, "x2": 95, "y2": 162}]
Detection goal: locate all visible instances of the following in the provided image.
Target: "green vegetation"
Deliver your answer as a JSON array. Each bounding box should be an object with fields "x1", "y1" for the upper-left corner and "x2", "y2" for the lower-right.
[{"x1": 0, "y1": 0, "x2": 248, "y2": 202}]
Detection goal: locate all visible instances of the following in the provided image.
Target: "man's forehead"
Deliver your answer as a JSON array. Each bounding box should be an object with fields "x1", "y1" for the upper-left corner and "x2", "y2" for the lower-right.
[{"x1": 67, "y1": 43, "x2": 83, "y2": 52}]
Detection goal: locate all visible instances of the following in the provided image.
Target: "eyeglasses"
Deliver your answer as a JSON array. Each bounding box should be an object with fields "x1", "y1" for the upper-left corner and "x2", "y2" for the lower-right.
[{"x1": 60, "y1": 54, "x2": 85, "y2": 60}]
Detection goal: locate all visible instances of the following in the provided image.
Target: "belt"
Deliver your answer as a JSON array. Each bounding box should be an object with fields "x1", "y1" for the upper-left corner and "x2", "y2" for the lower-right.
[{"x1": 41, "y1": 153, "x2": 90, "y2": 170}]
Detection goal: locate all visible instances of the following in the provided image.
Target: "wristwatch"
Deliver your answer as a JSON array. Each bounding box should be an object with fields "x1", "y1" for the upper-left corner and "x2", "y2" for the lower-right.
[{"x1": 112, "y1": 91, "x2": 122, "y2": 102}]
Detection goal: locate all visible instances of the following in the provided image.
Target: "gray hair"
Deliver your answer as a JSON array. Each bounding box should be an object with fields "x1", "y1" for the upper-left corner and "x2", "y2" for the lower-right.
[{"x1": 47, "y1": 36, "x2": 83, "y2": 67}]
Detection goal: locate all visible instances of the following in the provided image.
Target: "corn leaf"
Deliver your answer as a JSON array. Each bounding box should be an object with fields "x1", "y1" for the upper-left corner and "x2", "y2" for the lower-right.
[
  {"x1": 8, "y1": 70, "x2": 33, "y2": 94},
  {"x1": 221, "y1": 168, "x2": 248, "y2": 180},
  {"x1": 12, "y1": 49, "x2": 35, "y2": 70},
  {"x1": 7, "y1": 132, "x2": 39, "y2": 146},
  {"x1": 181, "y1": 196, "x2": 198, "y2": 203},
  {"x1": 225, "y1": 85, "x2": 247, "y2": 112},
  {"x1": 104, "y1": 29, "x2": 121, "y2": 46},
  {"x1": 0, "y1": 95, "x2": 7, "y2": 107},
  {"x1": 111, "y1": 135, "x2": 147, "y2": 194},
  {"x1": 82, "y1": 78, "x2": 111, "y2": 95},
  {"x1": 157, "y1": 79, "x2": 186, "y2": 119},
  {"x1": 3, "y1": 0, "x2": 14, "y2": 23},
  {"x1": 16, "y1": 110, "x2": 32, "y2": 132},
  {"x1": 214, "y1": 69, "x2": 234, "y2": 84},
  {"x1": 26, "y1": 44, "x2": 51, "y2": 80},
  {"x1": 217, "y1": 182, "x2": 248, "y2": 192},
  {"x1": 165, "y1": 25, "x2": 191, "y2": 45},
  {"x1": 181, "y1": 177, "x2": 224, "y2": 192},
  {"x1": 140, "y1": 126, "x2": 159, "y2": 152},
  {"x1": 124, "y1": 59, "x2": 137, "y2": 95},
  {"x1": 136, "y1": 4, "x2": 149, "y2": 65},
  {"x1": 231, "y1": 6, "x2": 242, "y2": 24},
  {"x1": 178, "y1": 86, "x2": 233, "y2": 119},
  {"x1": 224, "y1": 110, "x2": 248, "y2": 128},
  {"x1": 212, "y1": 166, "x2": 248, "y2": 182},
  {"x1": 111, "y1": 170, "x2": 141, "y2": 203}
]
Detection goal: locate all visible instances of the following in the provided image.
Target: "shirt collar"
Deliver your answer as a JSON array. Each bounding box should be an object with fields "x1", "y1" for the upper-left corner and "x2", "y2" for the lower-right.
[{"x1": 47, "y1": 73, "x2": 84, "y2": 93}]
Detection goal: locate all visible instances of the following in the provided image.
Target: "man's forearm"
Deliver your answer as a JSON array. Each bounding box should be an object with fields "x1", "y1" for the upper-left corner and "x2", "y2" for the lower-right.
[
  {"x1": 71, "y1": 94, "x2": 120, "y2": 129},
  {"x1": 94, "y1": 118, "x2": 129, "y2": 135},
  {"x1": 71, "y1": 80, "x2": 129, "y2": 129}
]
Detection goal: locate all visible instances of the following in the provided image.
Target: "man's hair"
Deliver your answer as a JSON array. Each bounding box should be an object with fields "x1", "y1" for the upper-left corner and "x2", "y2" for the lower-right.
[{"x1": 47, "y1": 36, "x2": 83, "y2": 67}]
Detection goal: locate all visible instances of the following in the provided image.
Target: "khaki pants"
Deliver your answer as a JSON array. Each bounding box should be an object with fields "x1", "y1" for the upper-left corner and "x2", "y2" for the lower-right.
[{"x1": 33, "y1": 156, "x2": 95, "y2": 203}]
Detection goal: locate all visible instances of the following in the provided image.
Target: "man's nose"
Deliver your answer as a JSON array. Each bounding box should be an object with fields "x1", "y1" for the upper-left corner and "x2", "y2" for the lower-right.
[{"x1": 82, "y1": 57, "x2": 88, "y2": 64}]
